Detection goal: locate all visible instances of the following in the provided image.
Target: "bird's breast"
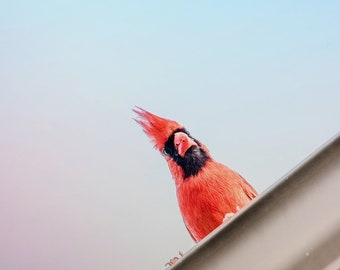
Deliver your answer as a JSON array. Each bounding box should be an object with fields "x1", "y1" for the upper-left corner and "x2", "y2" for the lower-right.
[
  {"x1": 175, "y1": 161, "x2": 254, "y2": 242},
  {"x1": 176, "y1": 174, "x2": 232, "y2": 241}
]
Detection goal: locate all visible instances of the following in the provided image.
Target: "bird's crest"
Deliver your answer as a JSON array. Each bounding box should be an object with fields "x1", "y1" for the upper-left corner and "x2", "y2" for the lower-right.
[{"x1": 133, "y1": 107, "x2": 184, "y2": 150}]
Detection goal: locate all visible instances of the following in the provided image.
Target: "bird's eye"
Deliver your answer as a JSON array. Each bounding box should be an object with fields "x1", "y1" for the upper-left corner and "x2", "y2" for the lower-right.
[{"x1": 163, "y1": 147, "x2": 171, "y2": 156}]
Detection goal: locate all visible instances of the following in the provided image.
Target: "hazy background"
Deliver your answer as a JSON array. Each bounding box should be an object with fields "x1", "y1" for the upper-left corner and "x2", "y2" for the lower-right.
[{"x1": 1, "y1": 1, "x2": 339, "y2": 269}]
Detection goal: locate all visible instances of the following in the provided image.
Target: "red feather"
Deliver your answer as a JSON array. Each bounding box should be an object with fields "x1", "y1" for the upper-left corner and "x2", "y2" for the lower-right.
[
  {"x1": 134, "y1": 107, "x2": 257, "y2": 242},
  {"x1": 133, "y1": 106, "x2": 184, "y2": 151}
]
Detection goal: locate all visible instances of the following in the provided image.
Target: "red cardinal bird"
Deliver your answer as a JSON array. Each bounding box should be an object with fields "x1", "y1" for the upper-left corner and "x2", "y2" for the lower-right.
[{"x1": 134, "y1": 107, "x2": 257, "y2": 242}]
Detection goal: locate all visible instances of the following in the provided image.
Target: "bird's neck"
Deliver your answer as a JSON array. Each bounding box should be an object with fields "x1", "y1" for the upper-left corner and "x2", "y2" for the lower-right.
[
  {"x1": 168, "y1": 158, "x2": 214, "y2": 188},
  {"x1": 167, "y1": 160, "x2": 185, "y2": 187}
]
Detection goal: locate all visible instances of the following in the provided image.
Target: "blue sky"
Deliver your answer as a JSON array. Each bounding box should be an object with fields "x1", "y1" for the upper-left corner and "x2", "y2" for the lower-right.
[{"x1": 1, "y1": 1, "x2": 339, "y2": 269}]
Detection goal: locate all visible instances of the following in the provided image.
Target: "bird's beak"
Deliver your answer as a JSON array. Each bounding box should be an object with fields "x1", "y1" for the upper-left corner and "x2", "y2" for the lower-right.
[{"x1": 174, "y1": 132, "x2": 197, "y2": 157}]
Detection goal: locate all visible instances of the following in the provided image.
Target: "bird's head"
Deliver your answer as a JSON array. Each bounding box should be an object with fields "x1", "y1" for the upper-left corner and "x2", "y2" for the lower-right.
[{"x1": 133, "y1": 107, "x2": 210, "y2": 179}]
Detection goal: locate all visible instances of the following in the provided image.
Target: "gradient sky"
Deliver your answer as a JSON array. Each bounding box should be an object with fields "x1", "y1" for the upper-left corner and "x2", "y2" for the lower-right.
[{"x1": 1, "y1": 1, "x2": 340, "y2": 269}]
